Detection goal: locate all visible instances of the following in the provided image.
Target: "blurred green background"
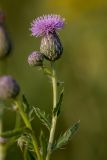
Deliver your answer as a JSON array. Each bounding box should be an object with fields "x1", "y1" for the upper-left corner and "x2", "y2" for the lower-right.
[{"x1": 1, "y1": 0, "x2": 107, "y2": 159}]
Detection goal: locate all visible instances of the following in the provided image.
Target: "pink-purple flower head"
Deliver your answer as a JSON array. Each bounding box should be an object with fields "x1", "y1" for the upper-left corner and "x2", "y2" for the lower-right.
[{"x1": 30, "y1": 14, "x2": 65, "y2": 37}]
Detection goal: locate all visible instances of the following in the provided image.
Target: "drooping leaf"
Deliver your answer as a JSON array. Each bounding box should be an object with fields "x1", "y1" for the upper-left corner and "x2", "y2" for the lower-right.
[
  {"x1": 33, "y1": 107, "x2": 51, "y2": 131},
  {"x1": 53, "y1": 89, "x2": 64, "y2": 117},
  {"x1": 54, "y1": 121, "x2": 80, "y2": 150},
  {"x1": 39, "y1": 130, "x2": 47, "y2": 159}
]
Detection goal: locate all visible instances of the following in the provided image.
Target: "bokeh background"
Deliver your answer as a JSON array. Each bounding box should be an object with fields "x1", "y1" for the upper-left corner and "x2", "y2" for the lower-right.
[{"x1": 1, "y1": 0, "x2": 107, "y2": 159}]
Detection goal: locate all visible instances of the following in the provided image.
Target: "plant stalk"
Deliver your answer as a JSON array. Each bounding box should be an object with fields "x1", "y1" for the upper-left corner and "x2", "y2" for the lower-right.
[
  {"x1": 0, "y1": 109, "x2": 6, "y2": 160},
  {"x1": 15, "y1": 101, "x2": 42, "y2": 160},
  {"x1": 46, "y1": 62, "x2": 58, "y2": 160}
]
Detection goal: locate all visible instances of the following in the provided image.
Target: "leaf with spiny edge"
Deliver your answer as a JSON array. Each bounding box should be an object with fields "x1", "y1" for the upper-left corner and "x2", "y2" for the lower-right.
[
  {"x1": 33, "y1": 107, "x2": 51, "y2": 131},
  {"x1": 53, "y1": 121, "x2": 80, "y2": 150}
]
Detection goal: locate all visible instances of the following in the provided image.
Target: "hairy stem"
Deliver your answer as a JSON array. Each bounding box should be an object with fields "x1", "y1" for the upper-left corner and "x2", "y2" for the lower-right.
[
  {"x1": 46, "y1": 62, "x2": 58, "y2": 160},
  {"x1": 15, "y1": 101, "x2": 42, "y2": 160}
]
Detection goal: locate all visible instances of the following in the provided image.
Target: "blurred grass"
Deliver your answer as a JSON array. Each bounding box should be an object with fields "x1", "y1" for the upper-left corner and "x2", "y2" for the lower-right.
[{"x1": 1, "y1": 0, "x2": 107, "y2": 159}]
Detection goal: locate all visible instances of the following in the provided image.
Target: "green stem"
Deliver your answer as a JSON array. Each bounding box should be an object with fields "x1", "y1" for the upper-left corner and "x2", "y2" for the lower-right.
[
  {"x1": 46, "y1": 62, "x2": 58, "y2": 160},
  {"x1": 15, "y1": 101, "x2": 42, "y2": 160},
  {"x1": 0, "y1": 109, "x2": 6, "y2": 160}
]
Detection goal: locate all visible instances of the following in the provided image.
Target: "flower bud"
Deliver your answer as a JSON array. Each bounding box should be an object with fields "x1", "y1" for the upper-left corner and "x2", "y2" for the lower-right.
[
  {"x1": 0, "y1": 75, "x2": 20, "y2": 100},
  {"x1": 28, "y1": 51, "x2": 44, "y2": 66},
  {"x1": 40, "y1": 32, "x2": 63, "y2": 61},
  {"x1": 0, "y1": 10, "x2": 12, "y2": 58}
]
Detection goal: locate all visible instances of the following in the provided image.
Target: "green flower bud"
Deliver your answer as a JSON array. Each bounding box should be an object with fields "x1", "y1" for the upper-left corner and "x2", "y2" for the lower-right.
[{"x1": 40, "y1": 32, "x2": 63, "y2": 61}]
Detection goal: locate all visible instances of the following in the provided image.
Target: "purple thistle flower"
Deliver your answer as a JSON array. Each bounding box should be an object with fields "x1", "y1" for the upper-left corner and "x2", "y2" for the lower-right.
[{"x1": 30, "y1": 14, "x2": 65, "y2": 37}]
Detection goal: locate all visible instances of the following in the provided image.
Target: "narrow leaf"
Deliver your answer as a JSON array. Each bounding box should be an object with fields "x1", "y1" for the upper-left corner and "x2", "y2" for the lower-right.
[
  {"x1": 29, "y1": 109, "x2": 34, "y2": 122},
  {"x1": 53, "y1": 89, "x2": 64, "y2": 116},
  {"x1": 33, "y1": 107, "x2": 51, "y2": 131},
  {"x1": 54, "y1": 121, "x2": 80, "y2": 150},
  {"x1": 22, "y1": 95, "x2": 34, "y2": 121},
  {"x1": 22, "y1": 94, "x2": 30, "y2": 113}
]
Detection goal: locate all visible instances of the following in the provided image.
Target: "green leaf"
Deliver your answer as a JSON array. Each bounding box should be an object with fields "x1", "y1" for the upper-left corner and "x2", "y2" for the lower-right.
[
  {"x1": 22, "y1": 94, "x2": 30, "y2": 113},
  {"x1": 53, "y1": 89, "x2": 64, "y2": 117},
  {"x1": 54, "y1": 121, "x2": 80, "y2": 150},
  {"x1": 28, "y1": 109, "x2": 34, "y2": 122},
  {"x1": 22, "y1": 95, "x2": 34, "y2": 122},
  {"x1": 39, "y1": 130, "x2": 47, "y2": 159},
  {"x1": 33, "y1": 107, "x2": 51, "y2": 131}
]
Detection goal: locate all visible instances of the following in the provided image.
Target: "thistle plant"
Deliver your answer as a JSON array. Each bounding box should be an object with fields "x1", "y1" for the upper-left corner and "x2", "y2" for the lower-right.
[
  {"x1": 27, "y1": 14, "x2": 80, "y2": 160},
  {"x1": 0, "y1": 13, "x2": 80, "y2": 160}
]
